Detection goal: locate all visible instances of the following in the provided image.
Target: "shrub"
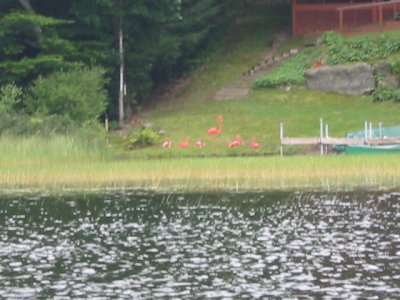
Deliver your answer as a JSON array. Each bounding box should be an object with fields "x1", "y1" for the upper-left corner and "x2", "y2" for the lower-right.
[
  {"x1": 371, "y1": 85, "x2": 400, "y2": 102},
  {"x1": 27, "y1": 67, "x2": 108, "y2": 124},
  {"x1": 0, "y1": 83, "x2": 22, "y2": 114},
  {"x1": 128, "y1": 128, "x2": 159, "y2": 148}
]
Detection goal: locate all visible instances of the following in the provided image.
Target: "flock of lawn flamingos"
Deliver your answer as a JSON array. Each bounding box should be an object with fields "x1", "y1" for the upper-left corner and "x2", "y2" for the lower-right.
[{"x1": 162, "y1": 115, "x2": 261, "y2": 149}]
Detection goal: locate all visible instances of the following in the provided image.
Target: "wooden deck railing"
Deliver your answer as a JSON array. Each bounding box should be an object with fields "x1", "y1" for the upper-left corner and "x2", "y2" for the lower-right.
[
  {"x1": 337, "y1": 0, "x2": 400, "y2": 33},
  {"x1": 292, "y1": 0, "x2": 400, "y2": 36}
]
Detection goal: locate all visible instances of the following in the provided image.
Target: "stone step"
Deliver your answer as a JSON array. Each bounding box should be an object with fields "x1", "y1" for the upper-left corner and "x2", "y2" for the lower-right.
[{"x1": 213, "y1": 28, "x2": 293, "y2": 101}]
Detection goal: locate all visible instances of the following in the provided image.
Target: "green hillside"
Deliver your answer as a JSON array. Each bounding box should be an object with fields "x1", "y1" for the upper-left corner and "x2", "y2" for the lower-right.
[{"x1": 124, "y1": 3, "x2": 400, "y2": 158}]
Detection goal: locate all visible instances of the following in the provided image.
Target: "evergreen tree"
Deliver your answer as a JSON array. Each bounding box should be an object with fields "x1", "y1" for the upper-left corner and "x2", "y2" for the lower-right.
[
  {"x1": 0, "y1": 0, "x2": 78, "y2": 86},
  {"x1": 0, "y1": 0, "x2": 253, "y2": 124}
]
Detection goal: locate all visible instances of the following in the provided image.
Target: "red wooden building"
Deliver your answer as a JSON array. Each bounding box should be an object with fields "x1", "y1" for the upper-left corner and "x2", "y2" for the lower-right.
[{"x1": 292, "y1": 0, "x2": 400, "y2": 36}]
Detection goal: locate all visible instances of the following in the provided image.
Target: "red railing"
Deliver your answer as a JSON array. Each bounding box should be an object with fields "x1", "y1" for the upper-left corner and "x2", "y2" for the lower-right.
[
  {"x1": 337, "y1": 0, "x2": 400, "y2": 33},
  {"x1": 293, "y1": 0, "x2": 400, "y2": 36}
]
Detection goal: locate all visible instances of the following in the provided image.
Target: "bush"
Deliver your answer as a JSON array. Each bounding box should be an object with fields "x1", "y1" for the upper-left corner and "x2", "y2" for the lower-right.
[
  {"x1": 371, "y1": 85, "x2": 400, "y2": 102},
  {"x1": 0, "y1": 83, "x2": 22, "y2": 114},
  {"x1": 127, "y1": 128, "x2": 159, "y2": 148},
  {"x1": 27, "y1": 67, "x2": 108, "y2": 123}
]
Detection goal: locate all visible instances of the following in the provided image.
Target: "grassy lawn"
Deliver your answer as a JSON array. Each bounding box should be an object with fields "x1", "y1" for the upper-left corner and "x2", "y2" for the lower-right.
[{"x1": 130, "y1": 88, "x2": 400, "y2": 158}]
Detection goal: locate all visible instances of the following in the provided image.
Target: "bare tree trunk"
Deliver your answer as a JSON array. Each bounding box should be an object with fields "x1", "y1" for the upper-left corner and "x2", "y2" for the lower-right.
[
  {"x1": 18, "y1": 0, "x2": 34, "y2": 11},
  {"x1": 118, "y1": 12, "x2": 125, "y2": 127},
  {"x1": 17, "y1": 0, "x2": 42, "y2": 35}
]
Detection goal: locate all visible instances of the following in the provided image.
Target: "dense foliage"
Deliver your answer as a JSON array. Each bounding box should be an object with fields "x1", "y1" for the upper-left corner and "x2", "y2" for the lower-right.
[
  {"x1": 27, "y1": 67, "x2": 108, "y2": 123},
  {"x1": 323, "y1": 31, "x2": 400, "y2": 64},
  {"x1": 0, "y1": 0, "x2": 252, "y2": 130}
]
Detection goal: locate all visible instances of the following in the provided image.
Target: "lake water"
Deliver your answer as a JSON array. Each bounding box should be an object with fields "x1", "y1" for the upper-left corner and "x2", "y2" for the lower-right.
[{"x1": 0, "y1": 190, "x2": 399, "y2": 299}]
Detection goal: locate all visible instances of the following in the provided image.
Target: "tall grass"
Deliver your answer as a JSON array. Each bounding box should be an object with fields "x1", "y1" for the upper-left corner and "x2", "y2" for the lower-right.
[
  {"x1": 0, "y1": 134, "x2": 110, "y2": 164},
  {"x1": 1, "y1": 155, "x2": 400, "y2": 192}
]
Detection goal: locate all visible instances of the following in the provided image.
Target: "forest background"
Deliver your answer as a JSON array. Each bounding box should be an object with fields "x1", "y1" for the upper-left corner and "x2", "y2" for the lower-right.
[{"x1": 0, "y1": 0, "x2": 251, "y2": 134}]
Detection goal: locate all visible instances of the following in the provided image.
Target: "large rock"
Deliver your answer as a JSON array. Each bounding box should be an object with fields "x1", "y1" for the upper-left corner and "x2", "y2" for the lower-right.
[{"x1": 305, "y1": 62, "x2": 375, "y2": 95}]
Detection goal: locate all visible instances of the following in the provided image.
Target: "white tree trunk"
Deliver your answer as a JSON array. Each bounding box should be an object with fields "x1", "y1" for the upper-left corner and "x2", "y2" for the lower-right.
[{"x1": 118, "y1": 14, "x2": 124, "y2": 127}]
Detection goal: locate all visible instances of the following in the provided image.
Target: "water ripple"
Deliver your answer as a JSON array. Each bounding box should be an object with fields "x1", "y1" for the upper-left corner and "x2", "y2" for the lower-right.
[{"x1": 0, "y1": 191, "x2": 399, "y2": 299}]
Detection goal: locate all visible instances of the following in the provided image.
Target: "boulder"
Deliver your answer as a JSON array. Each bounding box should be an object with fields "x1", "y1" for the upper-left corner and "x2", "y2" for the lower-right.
[{"x1": 305, "y1": 62, "x2": 375, "y2": 95}]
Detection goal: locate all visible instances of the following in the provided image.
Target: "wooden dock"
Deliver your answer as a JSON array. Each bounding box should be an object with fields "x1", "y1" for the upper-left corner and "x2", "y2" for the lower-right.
[
  {"x1": 320, "y1": 138, "x2": 365, "y2": 145},
  {"x1": 279, "y1": 120, "x2": 400, "y2": 155},
  {"x1": 280, "y1": 137, "x2": 319, "y2": 145}
]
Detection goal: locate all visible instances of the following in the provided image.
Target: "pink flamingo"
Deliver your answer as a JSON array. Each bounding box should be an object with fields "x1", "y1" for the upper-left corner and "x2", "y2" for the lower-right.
[
  {"x1": 228, "y1": 135, "x2": 242, "y2": 148},
  {"x1": 207, "y1": 115, "x2": 223, "y2": 135},
  {"x1": 180, "y1": 138, "x2": 190, "y2": 148},
  {"x1": 250, "y1": 138, "x2": 260, "y2": 149},
  {"x1": 162, "y1": 140, "x2": 172, "y2": 148},
  {"x1": 195, "y1": 140, "x2": 205, "y2": 148}
]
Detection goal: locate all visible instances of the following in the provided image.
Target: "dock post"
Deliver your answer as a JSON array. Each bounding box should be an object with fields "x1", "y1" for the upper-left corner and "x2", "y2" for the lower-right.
[
  {"x1": 320, "y1": 118, "x2": 324, "y2": 155},
  {"x1": 379, "y1": 122, "x2": 383, "y2": 138},
  {"x1": 104, "y1": 117, "x2": 108, "y2": 131},
  {"x1": 364, "y1": 121, "x2": 368, "y2": 144},
  {"x1": 369, "y1": 122, "x2": 373, "y2": 138},
  {"x1": 325, "y1": 124, "x2": 329, "y2": 154},
  {"x1": 280, "y1": 122, "x2": 284, "y2": 156},
  {"x1": 105, "y1": 114, "x2": 109, "y2": 131}
]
